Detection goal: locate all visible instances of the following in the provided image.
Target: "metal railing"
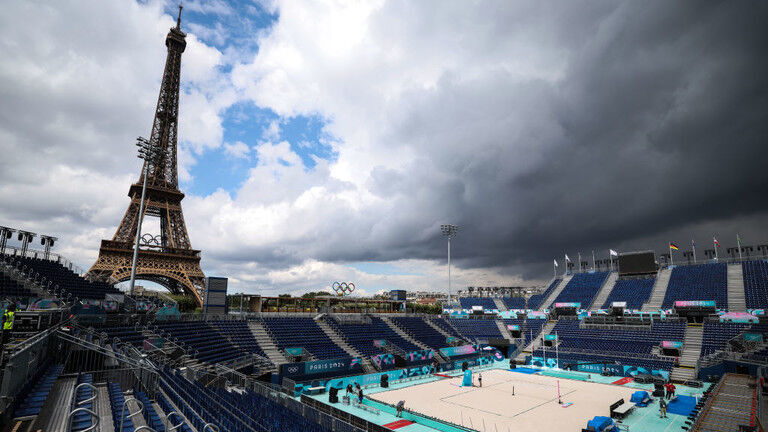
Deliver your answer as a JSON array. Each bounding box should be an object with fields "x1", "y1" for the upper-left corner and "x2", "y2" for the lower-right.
[
  {"x1": 0, "y1": 319, "x2": 61, "y2": 420},
  {"x1": 67, "y1": 407, "x2": 99, "y2": 432}
]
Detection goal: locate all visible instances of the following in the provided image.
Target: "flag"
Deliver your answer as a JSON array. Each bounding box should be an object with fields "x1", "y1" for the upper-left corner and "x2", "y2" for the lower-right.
[
  {"x1": 669, "y1": 243, "x2": 679, "y2": 251},
  {"x1": 565, "y1": 254, "x2": 571, "y2": 262},
  {"x1": 609, "y1": 249, "x2": 618, "y2": 257},
  {"x1": 553, "y1": 259, "x2": 558, "y2": 267},
  {"x1": 737, "y1": 233, "x2": 742, "y2": 246},
  {"x1": 713, "y1": 237, "x2": 720, "y2": 247}
]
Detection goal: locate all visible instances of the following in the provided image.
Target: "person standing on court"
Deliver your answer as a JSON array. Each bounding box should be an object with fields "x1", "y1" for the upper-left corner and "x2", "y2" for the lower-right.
[
  {"x1": 396, "y1": 400, "x2": 405, "y2": 417},
  {"x1": 478, "y1": 372, "x2": 482, "y2": 387},
  {"x1": 659, "y1": 398, "x2": 668, "y2": 418}
]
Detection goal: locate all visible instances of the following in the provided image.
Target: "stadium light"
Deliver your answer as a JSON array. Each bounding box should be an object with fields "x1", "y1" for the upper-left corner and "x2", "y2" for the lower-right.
[
  {"x1": 40, "y1": 235, "x2": 58, "y2": 260},
  {"x1": 129, "y1": 136, "x2": 163, "y2": 296},
  {"x1": 0, "y1": 226, "x2": 15, "y2": 255},
  {"x1": 440, "y1": 224, "x2": 459, "y2": 303}
]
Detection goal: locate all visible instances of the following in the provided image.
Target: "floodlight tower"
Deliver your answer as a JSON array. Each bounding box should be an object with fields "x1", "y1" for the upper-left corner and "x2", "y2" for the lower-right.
[
  {"x1": 128, "y1": 136, "x2": 163, "y2": 296},
  {"x1": 441, "y1": 224, "x2": 459, "y2": 304}
]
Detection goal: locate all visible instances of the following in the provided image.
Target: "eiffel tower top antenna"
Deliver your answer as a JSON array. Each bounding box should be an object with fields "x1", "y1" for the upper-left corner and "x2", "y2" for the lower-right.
[{"x1": 176, "y1": 2, "x2": 183, "y2": 30}]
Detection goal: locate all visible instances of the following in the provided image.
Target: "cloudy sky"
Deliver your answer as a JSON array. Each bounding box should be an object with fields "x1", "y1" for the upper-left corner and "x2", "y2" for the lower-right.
[{"x1": 1, "y1": 0, "x2": 766, "y2": 297}]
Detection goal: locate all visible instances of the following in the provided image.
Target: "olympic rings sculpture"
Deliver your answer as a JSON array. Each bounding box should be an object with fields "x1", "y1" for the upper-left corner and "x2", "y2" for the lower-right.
[{"x1": 332, "y1": 282, "x2": 355, "y2": 296}]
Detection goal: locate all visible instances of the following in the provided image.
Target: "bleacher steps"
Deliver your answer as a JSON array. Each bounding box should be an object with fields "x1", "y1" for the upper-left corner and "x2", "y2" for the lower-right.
[
  {"x1": 424, "y1": 318, "x2": 452, "y2": 339},
  {"x1": 642, "y1": 268, "x2": 671, "y2": 311},
  {"x1": 589, "y1": 271, "x2": 618, "y2": 310},
  {"x1": 727, "y1": 263, "x2": 746, "y2": 311},
  {"x1": 670, "y1": 324, "x2": 704, "y2": 382},
  {"x1": 540, "y1": 275, "x2": 573, "y2": 310},
  {"x1": 247, "y1": 321, "x2": 289, "y2": 366},
  {"x1": 495, "y1": 320, "x2": 513, "y2": 340},
  {"x1": 315, "y1": 318, "x2": 376, "y2": 373},
  {"x1": 28, "y1": 376, "x2": 76, "y2": 431},
  {"x1": 515, "y1": 320, "x2": 557, "y2": 363},
  {"x1": 493, "y1": 298, "x2": 507, "y2": 311},
  {"x1": 96, "y1": 384, "x2": 114, "y2": 432},
  {"x1": 380, "y1": 317, "x2": 431, "y2": 351}
]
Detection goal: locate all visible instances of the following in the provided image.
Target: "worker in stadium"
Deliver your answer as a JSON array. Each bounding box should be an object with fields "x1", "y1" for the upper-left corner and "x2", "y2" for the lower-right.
[
  {"x1": 477, "y1": 372, "x2": 482, "y2": 387},
  {"x1": 396, "y1": 400, "x2": 405, "y2": 417},
  {"x1": 659, "y1": 397, "x2": 668, "y2": 418},
  {"x1": 1, "y1": 303, "x2": 15, "y2": 348}
]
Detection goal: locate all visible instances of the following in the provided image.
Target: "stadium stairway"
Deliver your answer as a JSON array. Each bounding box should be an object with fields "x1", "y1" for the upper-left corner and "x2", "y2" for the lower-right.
[
  {"x1": 495, "y1": 320, "x2": 513, "y2": 340},
  {"x1": 380, "y1": 316, "x2": 431, "y2": 351},
  {"x1": 642, "y1": 268, "x2": 671, "y2": 311},
  {"x1": 727, "y1": 263, "x2": 747, "y2": 311},
  {"x1": 589, "y1": 271, "x2": 618, "y2": 310},
  {"x1": 247, "y1": 320, "x2": 289, "y2": 366},
  {"x1": 492, "y1": 298, "x2": 507, "y2": 311},
  {"x1": 540, "y1": 275, "x2": 573, "y2": 310},
  {"x1": 515, "y1": 320, "x2": 557, "y2": 363},
  {"x1": 423, "y1": 317, "x2": 465, "y2": 344},
  {"x1": 315, "y1": 316, "x2": 376, "y2": 372},
  {"x1": 670, "y1": 324, "x2": 703, "y2": 382}
]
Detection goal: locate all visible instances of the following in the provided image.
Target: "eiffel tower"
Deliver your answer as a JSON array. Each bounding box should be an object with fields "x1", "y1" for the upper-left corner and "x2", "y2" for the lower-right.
[{"x1": 87, "y1": 6, "x2": 205, "y2": 305}]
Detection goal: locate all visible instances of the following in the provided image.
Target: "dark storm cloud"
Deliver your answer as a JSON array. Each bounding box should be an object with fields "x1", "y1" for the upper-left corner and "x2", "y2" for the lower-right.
[{"x1": 302, "y1": 0, "x2": 768, "y2": 279}]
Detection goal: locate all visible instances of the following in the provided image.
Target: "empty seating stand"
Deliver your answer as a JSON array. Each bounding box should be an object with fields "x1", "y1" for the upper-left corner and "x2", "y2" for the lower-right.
[
  {"x1": 601, "y1": 277, "x2": 655, "y2": 309},
  {"x1": 261, "y1": 317, "x2": 349, "y2": 359},
  {"x1": 449, "y1": 319, "x2": 502, "y2": 341},
  {"x1": 501, "y1": 296, "x2": 526, "y2": 309},
  {"x1": 536, "y1": 319, "x2": 683, "y2": 372},
  {"x1": 391, "y1": 316, "x2": 451, "y2": 350},
  {"x1": 527, "y1": 278, "x2": 561, "y2": 310},
  {"x1": 743, "y1": 260, "x2": 768, "y2": 308},
  {"x1": 550, "y1": 272, "x2": 609, "y2": 308},
  {"x1": 1, "y1": 273, "x2": 35, "y2": 298},
  {"x1": 155, "y1": 321, "x2": 247, "y2": 364},
  {"x1": 326, "y1": 316, "x2": 419, "y2": 356},
  {"x1": 208, "y1": 320, "x2": 269, "y2": 358},
  {"x1": 7, "y1": 254, "x2": 122, "y2": 300},
  {"x1": 107, "y1": 381, "x2": 135, "y2": 432},
  {"x1": 661, "y1": 263, "x2": 727, "y2": 309},
  {"x1": 701, "y1": 322, "x2": 750, "y2": 356},
  {"x1": 13, "y1": 362, "x2": 63, "y2": 418},
  {"x1": 458, "y1": 297, "x2": 497, "y2": 310},
  {"x1": 135, "y1": 388, "x2": 166, "y2": 432},
  {"x1": 159, "y1": 368, "x2": 331, "y2": 432},
  {"x1": 70, "y1": 373, "x2": 96, "y2": 431},
  {"x1": 502, "y1": 318, "x2": 545, "y2": 346}
]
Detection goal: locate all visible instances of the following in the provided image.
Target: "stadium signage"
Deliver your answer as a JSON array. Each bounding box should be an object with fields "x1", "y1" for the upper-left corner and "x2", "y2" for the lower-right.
[
  {"x1": 281, "y1": 357, "x2": 363, "y2": 378},
  {"x1": 661, "y1": 341, "x2": 682, "y2": 349},
  {"x1": 439, "y1": 344, "x2": 476, "y2": 358},
  {"x1": 554, "y1": 302, "x2": 580, "y2": 308},
  {"x1": 285, "y1": 347, "x2": 304, "y2": 356},
  {"x1": 507, "y1": 324, "x2": 520, "y2": 331},
  {"x1": 674, "y1": 300, "x2": 715, "y2": 308}
]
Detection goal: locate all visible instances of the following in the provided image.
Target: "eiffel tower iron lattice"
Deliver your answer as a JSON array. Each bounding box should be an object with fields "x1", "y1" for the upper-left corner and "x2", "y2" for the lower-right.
[{"x1": 87, "y1": 7, "x2": 205, "y2": 305}]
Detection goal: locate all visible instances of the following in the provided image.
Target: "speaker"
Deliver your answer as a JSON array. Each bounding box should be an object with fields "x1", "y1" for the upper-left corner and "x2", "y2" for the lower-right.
[
  {"x1": 329, "y1": 387, "x2": 339, "y2": 403},
  {"x1": 381, "y1": 374, "x2": 389, "y2": 388}
]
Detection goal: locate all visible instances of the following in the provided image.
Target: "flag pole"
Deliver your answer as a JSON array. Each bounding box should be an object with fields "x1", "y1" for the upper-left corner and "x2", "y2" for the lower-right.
[
  {"x1": 553, "y1": 260, "x2": 557, "y2": 279},
  {"x1": 692, "y1": 239, "x2": 697, "y2": 263},
  {"x1": 609, "y1": 250, "x2": 613, "y2": 271},
  {"x1": 669, "y1": 244, "x2": 674, "y2": 267},
  {"x1": 592, "y1": 250, "x2": 596, "y2": 272},
  {"x1": 714, "y1": 237, "x2": 719, "y2": 261},
  {"x1": 737, "y1": 233, "x2": 743, "y2": 261},
  {"x1": 578, "y1": 252, "x2": 582, "y2": 273}
]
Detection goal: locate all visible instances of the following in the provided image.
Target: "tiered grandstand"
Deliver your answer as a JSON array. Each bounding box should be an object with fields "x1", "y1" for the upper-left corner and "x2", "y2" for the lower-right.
[{"x1": 1, "y1": 238, "x2": 766, "y2": 431}]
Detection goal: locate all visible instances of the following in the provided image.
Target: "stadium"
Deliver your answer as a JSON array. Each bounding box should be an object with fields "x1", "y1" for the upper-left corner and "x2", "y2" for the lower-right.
[{"x1": 1, "y1": 1, "x2": 767, "y2": 432}]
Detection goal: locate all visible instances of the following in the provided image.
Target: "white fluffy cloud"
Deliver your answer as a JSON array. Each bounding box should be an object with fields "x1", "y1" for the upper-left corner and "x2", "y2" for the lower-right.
[{"x1": 2, "y1": 0, "x2": 765, "y2": 297}]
